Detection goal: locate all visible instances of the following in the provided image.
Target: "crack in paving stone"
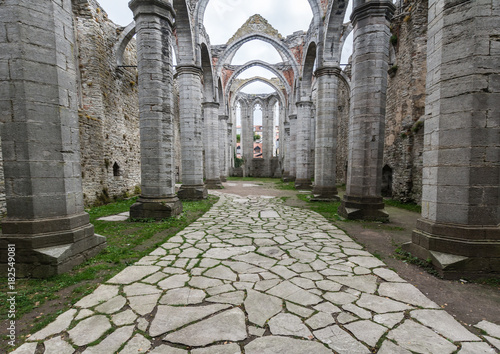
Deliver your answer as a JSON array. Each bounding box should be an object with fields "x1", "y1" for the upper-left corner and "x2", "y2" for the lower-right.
[{"x1": 17, "y1": 192, "x2": 496, "y2": 354}]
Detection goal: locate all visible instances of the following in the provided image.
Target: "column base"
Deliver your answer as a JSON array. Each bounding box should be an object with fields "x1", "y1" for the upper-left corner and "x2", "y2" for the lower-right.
[
  {"x1": 205, "y1": 179, "x2": 223, "y2": 189},
  {"x1": 220, "y1": 176, "x2": 227, "y2": 182},
  {"x1": 338, "y1": 195, "x2": 388, "y2": 221},
  {"x1": 282, "y1": 174, "x2": 295, "y2": 183},
  {"x1": 294, "y1": 179, "x2": 312, "y2": 190},
  {"x1": 178, "y1": 184, "x2": 208, "y2": 201},
  {"x1": 0, "y1": 213, "x2": 106, "y2": 278},
  {"x1": 311, "y1": 185, "x2": 340, "y2": 202},
  {"x1": 403, "y1": 219, "x2": 500, "y2": 279},
  {"x1": 130, "y1": 196, "x2": 183, "y2": 221}
]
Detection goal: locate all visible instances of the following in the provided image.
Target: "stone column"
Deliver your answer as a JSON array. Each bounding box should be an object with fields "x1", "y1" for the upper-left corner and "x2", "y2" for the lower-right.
[
  {"x1": 176, "y1": 65, "x2": 207, "y2": 200},
  {"x1": 295, "y1": 101, "x2": 314, "y2": 189},
  {"x1": 227, "y1": 122, "x2": 233, "y2": 176},
  {"x1": 219, "y1": 115, "x2": 229, "y2": 182},
  {"x1": 282, "y1": 122, "x2": 291, "y2": 180},
  {"x1": 312, "y1": 67, "x2": 342, "y2": 201},
  {"x1": 129, "y1": 0, "x2": 182, "y2": 220},
  {"x1": 339, "y1": 0, "x2": 395, "y2": 221},
  {"x1": 241, "y1": 102, "x2": 253, "y2": 177},
  {"x1": 203, "y1": 102, "x2": 222, "y2": 188},
  {"x1": 262, "y1": 103, "x2": 273, "y2": 176},
  {"x1": 288, "y1": 115, "x2": 298, "y2": 181},
  {"x1": 0, "y1": 0, "x2": 105, "y2": 277},
  {"x1": 403, "y1": 0, "x2": 500, "y2": 278}
]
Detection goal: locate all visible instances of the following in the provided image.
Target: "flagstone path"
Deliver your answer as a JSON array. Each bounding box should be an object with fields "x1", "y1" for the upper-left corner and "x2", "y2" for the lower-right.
[{"x1": 14, "y1": 192, "x2": 500, "y2": 353}]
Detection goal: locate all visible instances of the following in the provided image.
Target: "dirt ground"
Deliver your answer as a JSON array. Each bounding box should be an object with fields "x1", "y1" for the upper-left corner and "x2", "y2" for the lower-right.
[{"x1": 221, "y1": 179, "x2": 500, "y2": 333}]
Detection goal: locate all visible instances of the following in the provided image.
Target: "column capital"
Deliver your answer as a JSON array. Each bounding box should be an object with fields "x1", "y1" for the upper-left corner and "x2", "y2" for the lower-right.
[
  {"x1": 350, "y1": 0, "x2": 395, "y2": 24},
  {"x1": 314, "y1": 66, "x2": 342, "y2": 78},
  {"x1": 218, "y1": 115, "x2": 229, "y2": 121},
  {"x1": 175, "y1": 65, "x2": 203, "y2": 77},
  {"x1": 289, "y1": 114, "x2": 297, "y2": 120},
  {"x1": 202, "y1": 101, "x2": 220, "y2": 109},
  {"x1": 227, "y1": 122, "x2": 233, "y2": 127},
  {"x1": 129, "y1": 0, "x2": 175, "y2": 25}
]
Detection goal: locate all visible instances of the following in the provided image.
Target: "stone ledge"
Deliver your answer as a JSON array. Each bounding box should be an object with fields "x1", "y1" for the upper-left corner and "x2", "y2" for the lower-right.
[{"x1": 130, "y1": 197, "x2": 182, "y2": 221}]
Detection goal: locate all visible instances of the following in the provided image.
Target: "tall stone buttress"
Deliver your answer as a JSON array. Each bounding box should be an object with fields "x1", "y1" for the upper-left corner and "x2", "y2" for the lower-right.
[
  {"x1": 203, "y1": 102, "x2": 223, "y2": 188},
  {"x1": 129, "y1": 0, "x2": 182, "y2": 219},
  {"x1": 0, "y1": 0, "x2": 106, "y2": 277},
  {"x1": 312, "y1": 67, "x2": 342, "y2": 201},
  {"x1": 404, "y1": 0, "x2": 500, "y2": 278},
  {"x1": 294, "y1": 102, "x2": 314, "y2": 189},
  {"x1": 176, "y1": 65, "x2": 207, "y2": 200},
  {"x1": 282, "y1": 121, "x2": 291, "y2": 180},
  {"x1": 339, "y1": 0, "x2": 395, "y2": 220}
]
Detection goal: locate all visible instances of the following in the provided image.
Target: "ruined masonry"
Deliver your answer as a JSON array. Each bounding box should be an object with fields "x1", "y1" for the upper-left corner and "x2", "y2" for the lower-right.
[{"x1": 0, "y1": 0, "x2": 498, "y2": 282}]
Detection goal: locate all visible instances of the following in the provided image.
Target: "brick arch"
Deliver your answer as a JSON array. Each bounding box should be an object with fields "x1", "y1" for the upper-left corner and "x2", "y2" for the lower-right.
[
  {"x1": 224, "y1": 60, "x2": 291, "y2": 100},
  {"x1": 230, "y1": 78, "x2": 286, "y2": 112},
  {"x1": 216, "y1": 34, "x2": 300, "y2": 79}
]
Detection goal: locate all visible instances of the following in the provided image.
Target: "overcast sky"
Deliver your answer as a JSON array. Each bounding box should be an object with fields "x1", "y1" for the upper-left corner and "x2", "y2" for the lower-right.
[{"x1": 97, "y1": 0, "x2": 352, "y2": 94}]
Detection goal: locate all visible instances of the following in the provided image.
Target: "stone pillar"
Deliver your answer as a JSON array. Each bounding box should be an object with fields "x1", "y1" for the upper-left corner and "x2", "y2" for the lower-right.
[
  {"x1": 403, "y1": 0, "x2": 500, "y2": 278},
  {"x1": 203, "y1": 102, "x2": 223, "y2": 188},
  {"x1": 288, "y1": 115, "x2": 298, "y2": 181},
  {"x1": 176, "y1": 65, "x2": 207, "y2": 200},
  {"x1": 295, "y1": 101, "x2": 314, "y2": 189},
  {"x1": 219, "y1": 115, "x2": 229, "y2": 182},
  {"x1": 241, "y1": 102, "x2": 253, "y2": 177},
  {"x1": 312, "y1": 67, "x2": 342, "y2": 201},
  {"x1": 129, "y1": 0, "x2": 182, "y2": 220},
  {"x1": 262, "y1": 103, "x2": 273, "y2": 177},
  {"x1": 227, "y1": 122, "x2": 233, "y2": 176},
  {"x1": 339, "y1": 0, "x2": 395, "y2": 221},
  {"x1": 0, "y1": 0, "x2": 106, "y2": 277},
  {"x1": 282, "y1": 122, "x2": 291, "y2": 180}
]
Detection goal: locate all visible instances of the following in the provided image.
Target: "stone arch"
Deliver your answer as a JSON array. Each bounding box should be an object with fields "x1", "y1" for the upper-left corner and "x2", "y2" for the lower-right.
[
  {"x1": 172, "y1": 0, "x2": 196, "y2": 64},
  {"x1": 322, "y1": 0, "x2": 351, "y2": 64},
  {"x1": 230, "y1": 77, "x2": 286, "y2": 111},
  {"x1": 339, "y1": 23, "x2": 354, "y2": 64},
  {"x1": 300, "y1": 41, "x2": 317, "y2": 99},
  {"x1": 115, "y1": 21, "x2": 136, "y2": 67},
  {"x1": 216, "y1": 34, "x2": 300, "y2": 78},
  {"x1": 201, "y1": 43, "x2": 216, "y2": 101},
  {"x1": 224, "y1": 60, "x2": 291, "y2": 100},
  {"x1": 194, "y1": 0, "x2": 323, "y2": 37}
]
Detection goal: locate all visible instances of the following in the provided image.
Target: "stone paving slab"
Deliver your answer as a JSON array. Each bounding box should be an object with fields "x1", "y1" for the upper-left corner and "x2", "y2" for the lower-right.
[{"x1": 16, "y1": 192, "x2": 500, "y2": 354}]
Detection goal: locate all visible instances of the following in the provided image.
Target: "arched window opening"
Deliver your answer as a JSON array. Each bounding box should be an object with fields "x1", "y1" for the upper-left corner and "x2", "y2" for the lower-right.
[
  {"x1": 113, "y1": 162, "x2": 122, "y2": 177},
  {"x1": 253, "y1": 104, "x2": 263, "y2": 158}
]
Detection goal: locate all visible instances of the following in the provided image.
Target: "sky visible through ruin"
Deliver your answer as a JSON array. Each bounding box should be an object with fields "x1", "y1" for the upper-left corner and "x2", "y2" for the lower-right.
[{"x1": 97, "y1": 0, "x2": 353, "y2": 94}]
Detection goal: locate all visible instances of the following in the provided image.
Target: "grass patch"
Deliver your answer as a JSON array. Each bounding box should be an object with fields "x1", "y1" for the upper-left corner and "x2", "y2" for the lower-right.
[
  {"x1": 275, "y1": 181, "x2": 296, "y2": 190},
  {"x1": 394, "y1": 247, "x2": 441, "y2": 278},
  {"x1": 226, "y1": 177, "x2": 278, "y2": 183},
  {"x1": 296, "y1": 195, "x2": 343, "y2": 223},
  {"x1": 384, "y1": 199, "x2": 421, "y2": 213},
  {"x1": 0, "y1": 195, "x2": 217, "y2": 349}
]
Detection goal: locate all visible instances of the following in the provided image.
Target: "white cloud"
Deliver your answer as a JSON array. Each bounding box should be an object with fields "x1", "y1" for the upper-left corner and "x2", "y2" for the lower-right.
[
  {"x1": 231, "y1": 40, "x2": 283, "y2": 65},
  {"x1": 237, "y1": 67, "x2": 277, "y2": 80},
  {"x1": 97, "y1": 0, "x2": 133, "y2": 26},
  {"x1": 204, "y1": 0, "x2": 312, "y2": 44},
  {"x1": 240, "y1": 81, "x2": 276, "y2": 95}
]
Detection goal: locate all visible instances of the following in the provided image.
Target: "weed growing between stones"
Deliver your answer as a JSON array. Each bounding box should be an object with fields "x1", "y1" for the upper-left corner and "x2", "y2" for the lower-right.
[{"x1": 0, "y1": 196, "x2": 217, "y2": 351}]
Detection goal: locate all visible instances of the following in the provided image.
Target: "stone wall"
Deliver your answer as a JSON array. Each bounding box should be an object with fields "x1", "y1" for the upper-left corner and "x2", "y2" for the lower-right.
[
  {"x1": 384, "y1": 0, "x2": 428, "y2": 203},
  {"x1": 73, "y1": 0, "x2": 142, "y2": 205}
]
